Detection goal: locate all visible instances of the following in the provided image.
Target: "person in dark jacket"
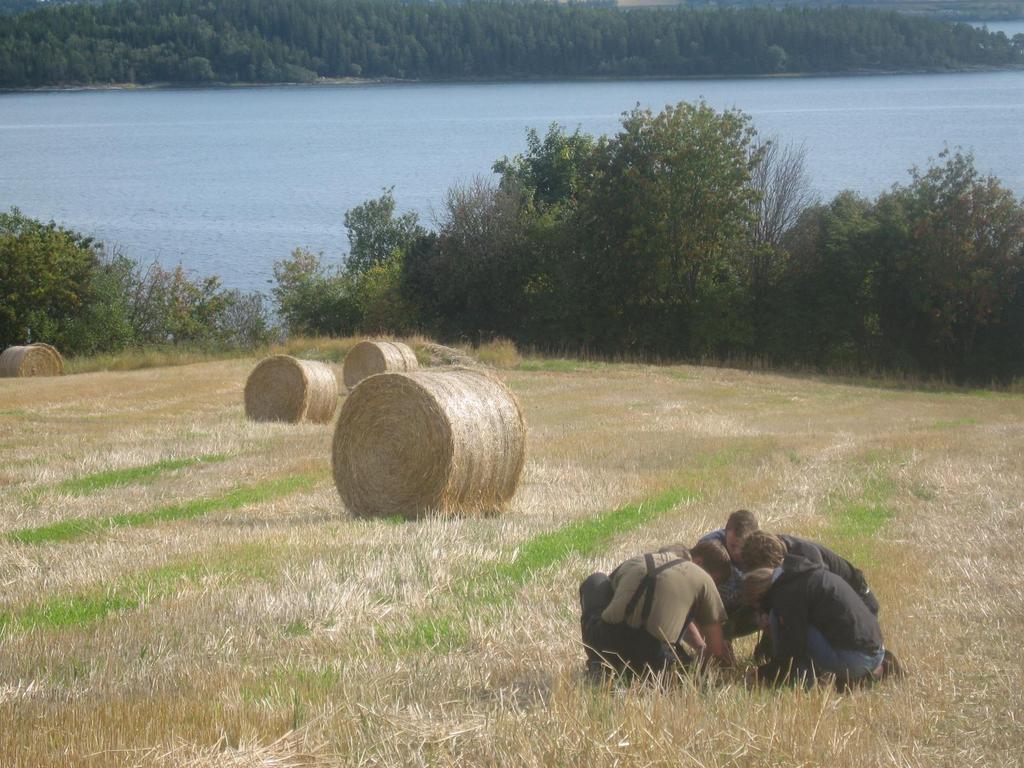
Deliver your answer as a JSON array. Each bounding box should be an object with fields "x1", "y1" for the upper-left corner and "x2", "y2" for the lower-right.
[
  {"x1": 742, "y1": 555, "x2": 888, "y2": 687},
  {"x1": 741, "y1": 531, "x2": 879, "y2": 614},
  {"x1": 579, "y1": 546, "x2": 734, "y2": 678}
]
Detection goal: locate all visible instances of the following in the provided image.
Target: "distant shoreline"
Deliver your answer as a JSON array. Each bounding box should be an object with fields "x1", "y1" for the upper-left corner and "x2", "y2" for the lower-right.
[{"x1": 4, "y1": 65, "x2": 1023, "y2": 94}]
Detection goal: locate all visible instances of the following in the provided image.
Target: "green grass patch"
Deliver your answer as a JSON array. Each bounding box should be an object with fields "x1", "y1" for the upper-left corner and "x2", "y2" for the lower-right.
[
  {"x1": 0, "y1": 544, "x2": 273, "y2": 634},
  {"x1": 383, "y1": 486, "x2": 698, "y2": 652},
  {"x1": 7, "y1": 472, "x2": 321, "y2": 546},
  {"x1": 388, "y1": 615, "x2": 472, "y2": 653},
  {"x1": 516, "y1": 358, "x2": 606, "y2": 373},
  {"x1": 833, "y1": 466, "x2": 897, "y2": 540},
  {"x1": 832, "y1": 501, "x2": 894, "y2": 541},
  {"x1": 54, "y1": 453, "x2": 230, "y2": 496},
  {"x1": 932, "y1": 418, "x2": 978, "y2": 430},
  {"x1": 665, "y1": 370, "x2": 696, "y2": 381},
  {"x1": 911, "y1": 484, "x2": 937, "y2": 501},
  {"x1": 240, "y1": 661, "x2": 344, "y2": 710},
  {"x1": 492, "y1": 487, "x2": 695, "y2": 588},
  {"x1": 283, "y1": 619, "x2": 312, "y2": 637},
  {"x1": 827, "y1": 454, "x2": 901, "y2": 566}
]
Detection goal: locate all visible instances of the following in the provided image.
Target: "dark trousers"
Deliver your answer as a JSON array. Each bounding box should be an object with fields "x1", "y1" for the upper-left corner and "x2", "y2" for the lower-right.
[{"x1": 579, "y1": 572, "x2": 684, "y2": 676}]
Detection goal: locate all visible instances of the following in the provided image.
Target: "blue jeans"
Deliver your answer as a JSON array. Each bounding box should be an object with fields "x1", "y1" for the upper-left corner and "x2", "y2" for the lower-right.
[{"x1": 771, "y1": 613, "x2": 884, "y2": 683}]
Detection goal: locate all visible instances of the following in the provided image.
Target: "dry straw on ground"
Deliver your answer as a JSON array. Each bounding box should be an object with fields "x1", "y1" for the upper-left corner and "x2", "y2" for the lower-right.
[
  {"x1": 3, "y1": 347, "x2": 1024, "y2": 767},
  {"x1": 243, "y1": 355, "x2": 338, "y2": 424},
  {"x1": 342, "y1": 340, "x2": 419, "y2": 389},
  {"x1": 0, "y1": 343, "x2": 64, "y2": 377},
  {"x1": 332, "y1": 368, "x2": 526, "y2": 519}
]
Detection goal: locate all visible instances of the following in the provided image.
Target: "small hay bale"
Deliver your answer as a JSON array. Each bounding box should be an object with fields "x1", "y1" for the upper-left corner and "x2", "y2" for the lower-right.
[
  {"x1": 244, "y1": 355, "x2": 339, "y2": 424},
  {"x1": 342, "y1": 340, "x2": 419, "y2": 390},
  {"x1": 332, "y1": 368, "x2": 526, "y2": 519},
  {"x1": 421, "y1": 342, "x2": 482, "y2": 368},
  {"x1": 0, "y1": 343, "x2": 64, "y2": 377}
]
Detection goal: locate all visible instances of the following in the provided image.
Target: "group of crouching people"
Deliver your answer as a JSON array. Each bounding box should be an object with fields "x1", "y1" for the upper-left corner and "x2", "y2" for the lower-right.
[{"x1": 580, "y1": 510, "x2": 902, "y2": 689}]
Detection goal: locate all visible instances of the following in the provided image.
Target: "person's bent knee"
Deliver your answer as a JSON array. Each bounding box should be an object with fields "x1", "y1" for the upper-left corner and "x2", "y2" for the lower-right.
[{"x1": 580, "y1": 571, "x2": 613, "y2": 619}]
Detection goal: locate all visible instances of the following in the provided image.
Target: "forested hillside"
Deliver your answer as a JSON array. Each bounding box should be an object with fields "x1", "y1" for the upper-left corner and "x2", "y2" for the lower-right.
[{"x1": 0, "y1": 0, "x2": 1020, "y2": 87}]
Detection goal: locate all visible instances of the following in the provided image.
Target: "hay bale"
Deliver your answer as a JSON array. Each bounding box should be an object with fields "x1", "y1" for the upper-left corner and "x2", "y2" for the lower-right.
[
  {"x1": 342, "y1": 340, "x2": 419, "y2": 389},
  {"x1": 332, "y1": 368, "x2": 526, "y2": 519},
  {"x1": 421, "y1": 342, "x2": 482, "y2": 368},
  {"x1": 244, "y1": 355, "x2": 339, "y2": 424},
  {"x1": 0, "y1": 343, "x2": 64, "y2": 377}
]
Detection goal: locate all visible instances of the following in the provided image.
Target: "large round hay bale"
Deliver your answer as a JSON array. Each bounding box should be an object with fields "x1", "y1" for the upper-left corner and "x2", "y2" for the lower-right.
[
  {"x1": 342, "y1": 340, "x2": 419, "y2": 390},
  {"x1": 0, "y1": 343, "x2": 64, "y2": 377},
  {"x1": 244, "y1": 355, "x2": 339, "y2": 424},
  {"x1": 332, "y1": 369, "x2": 526, "y2": 519}
]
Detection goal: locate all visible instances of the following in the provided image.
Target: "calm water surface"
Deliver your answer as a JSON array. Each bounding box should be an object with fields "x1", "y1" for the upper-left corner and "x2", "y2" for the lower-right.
[
  {"x1": 1, "y1": 71, "x2": 1022, "y2": 291},
  {"x1": 971, "y1": 20, "x2": 1024, "y2": 36}
]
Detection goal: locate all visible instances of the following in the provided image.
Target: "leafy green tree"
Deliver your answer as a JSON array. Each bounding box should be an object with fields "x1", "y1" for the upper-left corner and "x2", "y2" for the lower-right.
[
  {"x1": 1, "y1": 2, "x2": 1019, "y2": 88},
  {"x1": 128, "y1": 263, "x2": 233, "y2": 344},
  {"x1": 572, "y1": 102, "x2": 762, "y2": 354},
  {"x1": 493, "y1": 124, "x2": 595, "y2": 211},
  {"x1": 62, "y1": 252, "x2": 137, "y2": 354},
  {"x1": 0, "y1": 207, "x2": 100, "y2": 349},
  {"x1": 770, "y1": 191, "x2": 878, "y2": 368},
  {"x1": 870, "y1": 151, "x2": 1024, "y2": 377},
  {"x1": 352, "y1": 251, "x2": 417, "y2": 335},
  {"x1": 400, "y1": 178, "x2": 535, "y2": 341},
  {"x1": 343, "y1": 188, "x2": 425, "y2": 275},
  {"x1": 272, "y1": 248, "x2": 359, "y2": 336}
]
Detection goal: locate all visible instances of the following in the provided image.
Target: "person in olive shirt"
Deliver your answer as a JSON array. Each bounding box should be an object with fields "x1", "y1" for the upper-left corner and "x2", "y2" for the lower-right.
[{"x1": 580, "y1": 548, "x2": 734, "y2": 677}]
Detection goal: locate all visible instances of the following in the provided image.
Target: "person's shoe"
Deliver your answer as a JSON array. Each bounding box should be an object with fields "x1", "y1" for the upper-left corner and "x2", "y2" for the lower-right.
[{"x1": 880, "y1": 649, "x2": 904, "y2": 680}]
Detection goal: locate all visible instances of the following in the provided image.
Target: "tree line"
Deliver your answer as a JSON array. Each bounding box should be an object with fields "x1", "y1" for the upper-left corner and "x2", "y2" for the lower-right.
[
  {"x1": 3, "y1": 102, "x2": 1022, "y2": 382},
  {"x1": 274, "y1": 104, "x2": 1024, "y2": 383},
  {"x1": 0, "y1": 208, "x2": 271, "y2": 354},
  {"x1": 1, "y1": 0, "x2": 1022, "y2": 87}
]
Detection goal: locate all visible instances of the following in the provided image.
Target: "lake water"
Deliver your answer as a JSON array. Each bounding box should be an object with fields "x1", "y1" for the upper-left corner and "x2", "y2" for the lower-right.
[
  {"x1": 971, "y1": 19, "x2": 1024, "y2": 36},
  {"x1": 1, "y1": 70, "x2": 1022, "y2": 292}
]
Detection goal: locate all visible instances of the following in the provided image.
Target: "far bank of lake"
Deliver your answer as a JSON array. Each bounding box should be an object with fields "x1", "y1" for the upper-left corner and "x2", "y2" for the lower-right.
[{"x1": 1, "y1": 70, "x2": 1022, "y2": 292}]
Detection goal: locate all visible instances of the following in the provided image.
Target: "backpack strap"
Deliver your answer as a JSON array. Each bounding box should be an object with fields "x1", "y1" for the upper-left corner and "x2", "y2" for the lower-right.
[{"x1": 623, "y1": 554, "x2": 687, "y2": 626}]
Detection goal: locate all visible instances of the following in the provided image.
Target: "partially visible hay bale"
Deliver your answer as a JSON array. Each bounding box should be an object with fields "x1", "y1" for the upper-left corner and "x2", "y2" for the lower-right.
[
  {"x1": 0, "y1": 343, "x2": 64, "y2": 377},
  {"x1": 342, "y1": 340, "x2": 418, "y2": 390},
  {"x1": 244, "y1": 355, "x2": 339, "y2": 424},
  {"x1": 332, "y1": 368, "x2": 526, "y2": 519},
  {"x1": 421, "y1": 343, "x2": 481, "y2": 369}
]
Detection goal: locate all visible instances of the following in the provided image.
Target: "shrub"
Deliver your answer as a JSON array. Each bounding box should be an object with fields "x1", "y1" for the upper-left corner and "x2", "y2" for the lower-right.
[
  {"x1": 0, "y1": 208, "x2": 100, "y2": 350},
  {"x1": 272, "y1": 249, "x2": 360, "y2": 337},
  {"x1": 2, "y1": 209, "x2": 274, "y2": 355}
]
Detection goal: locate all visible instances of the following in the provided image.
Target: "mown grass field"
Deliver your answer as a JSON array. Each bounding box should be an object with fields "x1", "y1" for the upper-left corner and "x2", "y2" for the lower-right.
[{"x1": 1, "y1": 347, "x2": 1022, "y2": 766}]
